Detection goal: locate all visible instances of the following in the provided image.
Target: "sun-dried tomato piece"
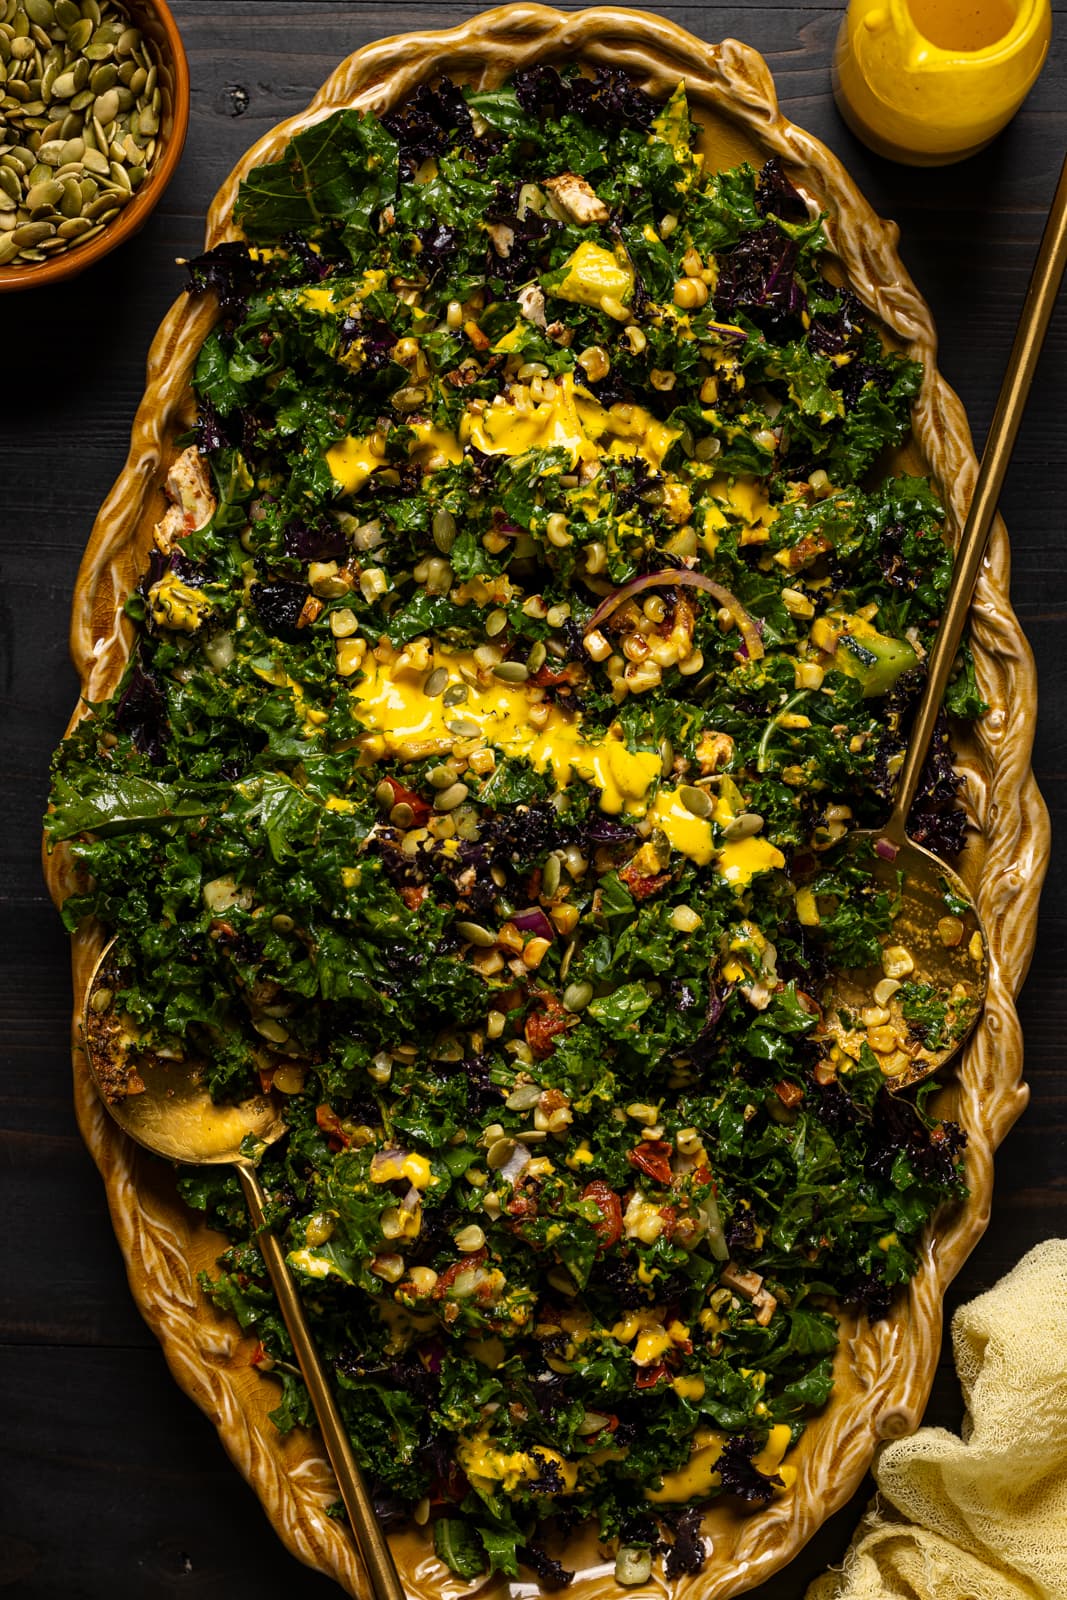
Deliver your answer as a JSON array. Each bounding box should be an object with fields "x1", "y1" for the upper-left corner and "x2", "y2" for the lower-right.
[
  {"x1": 315, "y1": 1103, "x2": 350, "y2": 1151},
  {"x1": 635, "y1": 1363, "x2": 671, "y2": 1389},
  {"x1": 581, "y1": 1180, "x2": 623, "y2": 1251},
  {"x1": 434, "y1": 1250, "x2": 488, "y2": 1297},
  {"x1": 525, "y1": 992, "x2": 575, "y2": 1060},
  {"x1": 627, "y1": 1140, "x2": 674, "y2": 1186},
  {"x1": 381, "y1": 775, "x2": 431, "y2": 825},
  {"x1": 619, "y1": 860, "x2": 671, "y2": 900},
  {"x1": 774, "y1": 1080, "x2": 804, "y2": 1108},
  {"x1": 400, "y1": 884, "x2": 428, "y2": 910}
]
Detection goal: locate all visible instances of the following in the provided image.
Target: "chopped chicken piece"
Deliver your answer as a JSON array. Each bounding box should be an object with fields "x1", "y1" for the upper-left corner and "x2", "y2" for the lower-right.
[
  {"x1": 153, "y1": 445, "x2": 217, "y2": 555},
  {"x1": 486, "y1": 222, "x2": 514, "y2": 259},
  {"x1": 166, "y1": 446, "x2": 216, "y2": 529},
  {"x1": 152, "y1": 503, "x2": 186, "y2": 555},
  {"x1": 544, "y1": 173, "x2": 610, "y2": 225},
  {"x1": 517, "y1": 283, "x2": 546, "y2": 328},
  {"x1": 752, "y1": 1287, "x2": 778, "y2": 1326},
  {"x1": 720, "y1": 1261, "x2": 765, "y2": 1299}
]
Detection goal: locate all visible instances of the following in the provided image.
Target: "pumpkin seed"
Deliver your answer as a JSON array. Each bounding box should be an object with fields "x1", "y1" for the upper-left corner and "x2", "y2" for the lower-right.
[
  {"x1": 374, "y1": 781, "x2": 395, "y2": 812},
  {"x1": 389, "y1": 802, "x2": 415, "y2": 829},
  {"x1": 442, "y1": 683, "x2": 468, "y2": 707},
  {"x1": 424, "y1": 666, "x2": 448, "y2": 699},
  {"x1": 92, "y1": 85, "x2": 116, "y2": 122},
  {"x1": 679, "y1": 784, "x2": 713, "y2": 818},
  {"x1": 54, "y1": 0, "x2": 81, "y2": 27},
  {"x1": 0, "y1": 230, "x2": 17, "y2": 262},
  {"x1": 56, "y1": 211, "x2": 90, "y2": 235},
  {"x1": 89, "y1": 61, "x2": 116, "y2": 92},
  {"x1": 456, "y1": 921, "x2": 497, "y2": 948},
  {"x1": 24, "y1": 0, "x2": 53, "y2": 25},
  {"x1": 11, "y1": 217, "x2": 51, "y2": 243},
  {"x1": 493, "y1": 661, "x2": 529, "y2": 684},
  {"x1": 26, "y1": 175, "x2": 62, "y2": 207},
  {"x1": 82, "y1": 189, "x2": 120, "y2": 218},
  {"x1": 66, "y1": 14, "x2": 92, "y2": 49},
  {"x1": 541, "y1": 854, "x2": 562, "y2": 898},
  {"x1": 431, "y1": 507, "x2": 456, "y2": 553},
  {"x1": 434, "y1": 782, "x2": 470, "y2": 812},
  {"x1": 486, "y1": 1137, "x2": 517, "y2": 1171},
  {"x1": 58, "y1": 174, "x2": 79, "y2": 212},
  {"x1": 0, "y1": 163, "x2": 19, "y2": 200},
  {"x1": 428, "y1": 763, "x2": 459, "y2": 790},
  {"x1": 563, "y1": 981, "x2": 594, "y2": 1013}
]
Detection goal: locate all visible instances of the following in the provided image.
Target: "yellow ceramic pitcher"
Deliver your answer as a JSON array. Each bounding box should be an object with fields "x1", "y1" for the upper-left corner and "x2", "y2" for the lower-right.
[{"x1": 833, "y1": 0, "x2": 1052, "y2": 165}]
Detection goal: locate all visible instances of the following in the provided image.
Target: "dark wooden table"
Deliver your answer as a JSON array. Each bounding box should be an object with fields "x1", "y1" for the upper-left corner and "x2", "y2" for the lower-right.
[{"x1": 2, "y1": 3, "x2": 1065, "y2": 1594}]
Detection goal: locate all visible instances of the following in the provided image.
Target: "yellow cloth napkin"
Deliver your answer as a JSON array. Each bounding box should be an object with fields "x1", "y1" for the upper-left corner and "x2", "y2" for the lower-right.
[{"x1": 806, "y1": 1239, "x2": 1067, "y2": 1600}]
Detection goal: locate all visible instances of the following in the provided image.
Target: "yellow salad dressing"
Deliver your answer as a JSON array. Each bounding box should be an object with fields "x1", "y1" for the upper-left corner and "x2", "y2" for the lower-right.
[{"x1": 833, "y1": 0, "x2": 1051, "y2": 164}]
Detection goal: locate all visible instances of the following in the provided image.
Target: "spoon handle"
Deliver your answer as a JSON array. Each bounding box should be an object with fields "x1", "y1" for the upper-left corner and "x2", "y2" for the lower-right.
[
  {"x1": 235, "y1": 1162, "x2": 407, "y2": 1600},
  {"x1": 887, "y1": 150, "x2": 1067, "y2": 839}
]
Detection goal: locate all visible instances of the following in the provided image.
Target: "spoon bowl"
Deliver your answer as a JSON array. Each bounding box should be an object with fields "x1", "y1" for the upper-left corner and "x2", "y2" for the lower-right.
[
  {"x1": 818, "y1": 832, "x2": 987, "y2": 1090},
  {"x1": 85, "y1": 942, "x2": 285, "y2": 1165},
  {"x1": 81, "y1": 936, "x2": 406, "y2": 1600}
]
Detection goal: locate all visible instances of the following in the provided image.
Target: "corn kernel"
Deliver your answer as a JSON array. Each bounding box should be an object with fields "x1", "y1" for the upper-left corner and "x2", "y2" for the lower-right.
[{"x1": 882, "y1": 945, "x2": 915, "y2": 979}]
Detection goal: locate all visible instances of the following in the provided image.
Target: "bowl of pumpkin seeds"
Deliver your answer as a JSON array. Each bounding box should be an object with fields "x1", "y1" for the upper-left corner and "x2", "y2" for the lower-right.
[{"x1": 0, "y1": 0, "x2": 188, "y2": 288}]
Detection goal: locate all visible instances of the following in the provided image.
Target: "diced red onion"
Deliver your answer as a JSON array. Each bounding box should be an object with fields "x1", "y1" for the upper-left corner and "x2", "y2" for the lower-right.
[
  {"x1": 584, "y1": 569, "x2": 764, "y2": 661},
  {"x1": 512, "y1": 907, "x2": 555, "y2": 940},
  {"x1": 875, "y1": 838, "x2": 900, "y2": 861}
]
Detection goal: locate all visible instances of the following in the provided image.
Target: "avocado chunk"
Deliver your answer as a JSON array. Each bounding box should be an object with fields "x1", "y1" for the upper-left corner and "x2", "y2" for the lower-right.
[
  {"x1": 547, "y1": 241, "x2": 634, "y2": 312},
  {"x1": 833, "y1": 616, "x2": 917, "y2": 698}
]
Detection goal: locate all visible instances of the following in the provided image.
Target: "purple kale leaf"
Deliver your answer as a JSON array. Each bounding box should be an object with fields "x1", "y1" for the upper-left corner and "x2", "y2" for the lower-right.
[
  {"x1": 114, "y1": 661, "x2": 168, "y2": 763},
  {"x1": 716, "y1": 1435, "x2": 783, "y2": 1507},
  {"x1": 382, "y1": 78, "x2": 474, "y2": 171},
  {"x1": 755, "y1": 157, "x2": 809, "y2": 224},
  {"x1": 522, "y1": 1544, "x2": 574, "y2": 1590},
  {"x1": 568, "y1": 66, "x2": 658, "y2": 130},
  {"x1": 663, "y1": 1506, "x2": 708, "y2": 1577},
  {"x1": 714, "y1": 221, "x2": 806, "y2": 335},
  {"x1": 513, "y1": 64, "x2": 656, "y2": 130},
  {"x1": 807, "y1": 286, "x2": 866, "y2": 358},
  {"x1": 867, "y1": 1088, "x2": 967, "y2": 1189},
  {"x1": 250, "y1": 579, "x2": 307, "y2": 640},
  {"x1": 282, "y1": 231, "x2": 333, "y2": 282},
  {"x1": 283, "y1": 513, "x2": 347, "y2": 562},
  {"x1": 185, "y1": 241, "x2": 261, "y2": 320}
]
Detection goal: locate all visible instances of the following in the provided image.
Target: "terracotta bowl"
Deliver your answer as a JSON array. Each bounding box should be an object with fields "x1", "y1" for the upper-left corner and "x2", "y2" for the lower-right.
[
  {"x1": 0, "y1": 0, "x2": 189, "y2": 292},
  {"x1": 43, "y1": 5, "x2": 1049, "y2": 1596}
]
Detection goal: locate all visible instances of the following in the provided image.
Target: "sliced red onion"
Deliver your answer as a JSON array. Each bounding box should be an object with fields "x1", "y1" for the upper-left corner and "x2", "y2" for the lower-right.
[
  {"x1": 512, "y1": 907, "x2": 555, "y2": 940},
  {"x1": 584, "y1": 569, "x2": 764, "y2": 661},
  {"x1": 703, "y1": 320, "x2": 748, "y2": 342},
  {"x1": 370, "y1": 1147, "x2": 409, "y2": 1180},
  {"x1": 875, "y1": 838, "x2": 900, "y2": 861}
]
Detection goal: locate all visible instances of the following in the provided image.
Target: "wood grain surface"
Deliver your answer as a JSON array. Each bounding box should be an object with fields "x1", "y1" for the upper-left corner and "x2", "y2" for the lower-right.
[{"x1": 2, "y1": 3, "x2": 1065, "y2": 1596}]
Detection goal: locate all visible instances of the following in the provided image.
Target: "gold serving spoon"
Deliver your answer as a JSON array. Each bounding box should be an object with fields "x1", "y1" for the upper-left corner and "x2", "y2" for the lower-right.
[
  {"x1": 83, "y1": 939, "x2": 407, "y2": 1600},
  {"x1": 822, "y1": 151, "x2": 1067, "y2": 1090}
]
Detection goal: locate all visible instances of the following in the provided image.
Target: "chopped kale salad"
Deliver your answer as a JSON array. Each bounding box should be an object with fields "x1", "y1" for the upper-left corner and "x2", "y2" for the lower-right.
[{"x1": 48, "y1": 66, "x2": 983, "y2": 1588}]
